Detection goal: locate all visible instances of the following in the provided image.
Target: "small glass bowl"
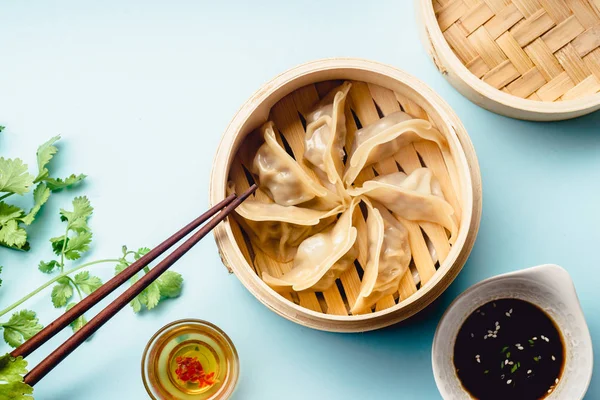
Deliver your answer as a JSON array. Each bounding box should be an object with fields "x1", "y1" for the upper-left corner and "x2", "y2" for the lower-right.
[{"x1": 141, "y1": 319, "x2": 239, "y2": 400}]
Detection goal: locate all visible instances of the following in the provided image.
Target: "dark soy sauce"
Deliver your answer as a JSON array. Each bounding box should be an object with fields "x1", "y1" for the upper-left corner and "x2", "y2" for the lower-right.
[{"x1": 454, "y1": 299, "x2": 564, "y2": 400}]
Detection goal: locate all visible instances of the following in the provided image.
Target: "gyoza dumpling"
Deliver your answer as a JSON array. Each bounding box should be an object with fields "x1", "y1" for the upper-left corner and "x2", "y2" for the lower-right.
[
  {"x1": 344, "y1": 112, "x2": 449, "y2": 186},
  {"x1": 373, "y1": 170, "x2": 444, "y2": 198},
  {"x1": 228, "y1": 182, "x2": 343, "y2": 262},
  {"x1": 262, "y1": 198, "x2": 359, "y2": 292},
  {"x1": 304, "y1": 82, "x2": 351, "y2": 187},
  {"x1": 252, "y1": 121, "x2": 339, "y2": 210},
  {"x1": 351, "y1": 110, "x2": 413, "y2": 150},
  {"x1": 351, "y1": 199, "x2": 411, "y2": 314},
  {"x1": 347, "y1": 168, "x2": 457, "y2": 242}
]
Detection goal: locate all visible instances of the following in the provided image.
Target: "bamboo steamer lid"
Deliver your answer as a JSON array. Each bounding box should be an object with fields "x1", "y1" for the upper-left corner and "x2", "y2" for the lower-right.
[{"x1": 417, "y1": 0, "x2": 600, "y2": 120}]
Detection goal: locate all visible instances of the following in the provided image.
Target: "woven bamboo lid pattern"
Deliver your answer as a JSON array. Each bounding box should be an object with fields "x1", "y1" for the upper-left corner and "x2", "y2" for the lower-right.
[{"x1": 434, "y1": 0, "x2": 600, "y2": 102}]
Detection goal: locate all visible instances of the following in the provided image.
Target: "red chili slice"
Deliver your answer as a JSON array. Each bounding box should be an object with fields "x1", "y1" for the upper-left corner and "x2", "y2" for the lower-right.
[{"x1": 175, "y1": 356, "x2": 216, "y2": 387}]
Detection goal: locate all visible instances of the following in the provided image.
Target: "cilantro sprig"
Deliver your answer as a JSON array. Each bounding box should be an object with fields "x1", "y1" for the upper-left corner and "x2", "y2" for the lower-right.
[
  {"x1": 0, "y1": 197, "x2": 185, "y2": 347},
  {"x1": 115, "y1": 247, "x2": 183, "y2": 313},
  {"x1": 0, "y1": 133, "x2": 86, "y2": 251},
  {"x1": 35, "y1": 197, "x2": 103, "y2": 330}
]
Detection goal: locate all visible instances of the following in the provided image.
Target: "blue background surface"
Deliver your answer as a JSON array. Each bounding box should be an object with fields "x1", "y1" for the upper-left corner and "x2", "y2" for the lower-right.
[{"x1": 1, "y1": 1, "x2": 599, "y2": 399}]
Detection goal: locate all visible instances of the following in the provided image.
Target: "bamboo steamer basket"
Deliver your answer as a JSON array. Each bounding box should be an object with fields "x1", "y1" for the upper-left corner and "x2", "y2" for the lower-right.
[
  {"x1": 417, "y1": 0, "x2": 600, "y2": 120},
  {"x1": 209, "y1": 58, "x2": 482, "y2": 332}
]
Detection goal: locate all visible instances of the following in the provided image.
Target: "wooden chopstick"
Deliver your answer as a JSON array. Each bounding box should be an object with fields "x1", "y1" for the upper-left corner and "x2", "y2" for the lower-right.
[
  {"x1": 21, "y1": 183, "x2": 257, "y2": 386},
  {"x1": 12, "y1": 192, "x2": 239, "y2": 360}
]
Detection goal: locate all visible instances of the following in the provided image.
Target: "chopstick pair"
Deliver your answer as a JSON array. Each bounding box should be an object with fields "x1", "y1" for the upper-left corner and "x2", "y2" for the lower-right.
[{"x1": 10, "y1": 184, "x2": 258, "y2": 387}]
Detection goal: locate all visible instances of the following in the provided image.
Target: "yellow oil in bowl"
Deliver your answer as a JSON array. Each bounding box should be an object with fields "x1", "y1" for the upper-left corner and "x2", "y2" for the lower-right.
[{"x1": 142, "y1": 319, "x2": 239, "y2": 399}]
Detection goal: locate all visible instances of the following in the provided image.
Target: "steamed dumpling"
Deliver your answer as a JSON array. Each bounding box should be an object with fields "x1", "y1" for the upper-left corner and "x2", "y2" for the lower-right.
[
  {"x1": 351, "y1": 110, "x2": 413, "y2": 150},
  {"x1": 229, "y1": 182, "x2": 343, "y2": 262},
  {"x1": 262, "y1": 198, "x2": 359, "y2": 292},
  {"x1": 348, "y1": 168, "x2": 457, "y2": 242},
  {"x1": 304, "y1": 81, "x2": 351, "y2": 187},
  {"x1": 351, "y1": 199, "x2": 411, "y2": 314},
  {"x1": 233, "y1": 215, "x2": 335, "y2": 263},
  {"x1": 373, "y1": 170, "x2": 444, "y2": 198},
  {"x1": 344, "y1": 112, "x2": 448, "y2": 185},
  {"x1": 252, "y1": 121, "x2": 339, "y2": 210}
]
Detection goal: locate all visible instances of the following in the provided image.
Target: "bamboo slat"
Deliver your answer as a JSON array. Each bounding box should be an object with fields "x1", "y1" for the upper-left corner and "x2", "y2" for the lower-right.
[
  {"x1": 433, "y1": 0, "x2": 600, "y2": 101},
  {"x1": 466, "y1": 56, "x2": 491, "y2": 77},
  {"x1": 506, "y1": 66, "x2": 547, "y2": 96}
]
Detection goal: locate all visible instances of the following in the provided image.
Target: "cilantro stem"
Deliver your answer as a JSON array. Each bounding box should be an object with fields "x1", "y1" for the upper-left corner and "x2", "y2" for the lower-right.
[
  {"x1": 0, "y1": 258, "x2": 120, "y2": 318},
  {"x1": 66, "y1": 276, "x2": 83, "y2": 301},
  {"x1": 0, "y1": 192, "x2": 14, "y2": 201},
  {"x1": 59, "y1": 225, "x2": 69, "y2": 272}
]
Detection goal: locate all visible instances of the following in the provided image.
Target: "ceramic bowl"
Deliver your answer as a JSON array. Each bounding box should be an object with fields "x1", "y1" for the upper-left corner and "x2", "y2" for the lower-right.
[{"x1": 432, "y1": 264, "x2": 593, "y2": 399}]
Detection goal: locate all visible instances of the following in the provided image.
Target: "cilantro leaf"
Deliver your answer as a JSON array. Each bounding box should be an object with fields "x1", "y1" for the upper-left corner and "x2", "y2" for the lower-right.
[
  {"x1": 45, "y1": 173, "x2": 86, "y2": 192},
  {"x1": 0, "y1": 220, "x2": 27, "y2": 248},
  {"x1": 0, "y1": 203, "x2": 27, "y2": 249},
  {"x1": 0, "y1": 354, "x2": 34, "y2": 400},
  {"x1": 0, "y1": 207, "x2": 27, "y2": 249},
  {"x1": 1, "y1": 241, "x2": 30, "y2": 252},
  {"x1": 65, "y1": 303, "x2": 87, "y2": 333},
  {"x1": 0, "y1": 354, "x2": 28, "y2": 382},
  {"x1": 0, "y1": 126, "x2": 4, "y2": 133},
  {"x1": 130, "y1": 297, "x2": 142, "y2": 314},
  {"x1": 63, "y1": 231, "x2": 92, "y2": 260},
  {"x1": 50, "y1": 235, "x2": 67, "y2": 255},
  {"x1": 73, "y1": 271, "x2": 102, "y2": 295},
  {"x1": 0, "y1": 158, "x2": 34, "y2": 195},
  {"x1": 20, "y1": 183, "x2": 51, "y2": 225},
  {"x1": 34, "y1": 136, "x2": 60, "y2": 182},
  {"x1": 114, "y1": 259, "x2": 129, "y2": 275},
  {"x1": 59, "y1": 196, "x2": 93, "y2": 232},
  {"x1": 157, "y1": 271, "x2": 183, "y2": 298},
  {"x1": 34, "y1": 136, "x2": 86, "y2": 193},
  {"x1": 38, "y1": 260, "x2": 60, "y2": 273},
  {"x1": 140, "y1": 282, "x2": 161, "y2": 311},
  {"x1": 0, "y1": 379, "x2": 34, "y2": 400},
  {"x1": 0, "y1": 310, "x2": 43, "y2": 348},
  {"x1": 0, "y1": 203, "x2": 23, "y2": 225},
  {"x1": 134, "y1": 247, "x2": 151, "y2": 260},
  {"x1": 51, "y1": 277, "x2": 73, "y2": 308}
]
